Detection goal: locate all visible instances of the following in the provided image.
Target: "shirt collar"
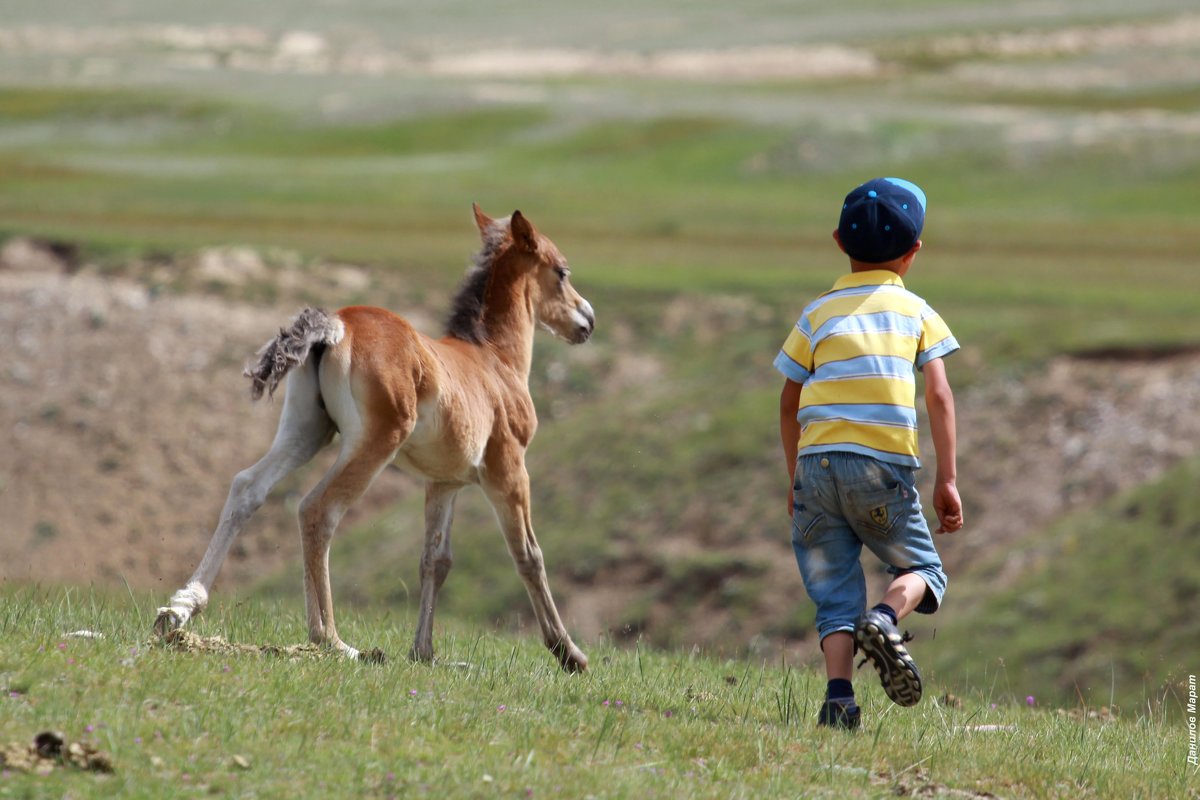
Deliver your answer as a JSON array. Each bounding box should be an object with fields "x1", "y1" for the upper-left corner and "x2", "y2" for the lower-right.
[{"x1": 830, "y1": 269, "x2": 905, "y2": 291}]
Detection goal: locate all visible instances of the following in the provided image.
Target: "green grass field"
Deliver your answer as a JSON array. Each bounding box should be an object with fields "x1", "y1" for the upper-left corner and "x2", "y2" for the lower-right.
[{"x1": 0, "y1": 588, "x2": 1193, "y2": 798}]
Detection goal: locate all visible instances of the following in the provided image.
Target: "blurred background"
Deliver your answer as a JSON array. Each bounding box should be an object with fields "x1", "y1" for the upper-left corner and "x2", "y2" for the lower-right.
[{"x1": 1, "y1": 0, "x2": 1198, "y2": 712}]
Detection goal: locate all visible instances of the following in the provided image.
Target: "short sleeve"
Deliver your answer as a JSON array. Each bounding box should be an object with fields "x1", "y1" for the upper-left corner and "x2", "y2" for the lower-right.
[
  {"x1": 774, "y1": 319, "x2": 814, "y2": 383},
  {"x1": 916, "y1": 305, "x2": 960, "y2": 370}
]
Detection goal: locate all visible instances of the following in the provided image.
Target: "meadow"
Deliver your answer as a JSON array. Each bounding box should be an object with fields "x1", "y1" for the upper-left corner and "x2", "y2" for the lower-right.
[
  {"x1": 2, "y1": 1, "x2": 1200, "y2": 794},
  {"x1": 0, "y1": 587, "x2": 1192, "y2": 799}
]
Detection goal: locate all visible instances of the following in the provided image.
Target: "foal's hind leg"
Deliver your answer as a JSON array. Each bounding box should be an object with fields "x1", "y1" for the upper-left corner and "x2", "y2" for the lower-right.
[
  {"x1": 481, "y1": 457, "x2": 587, "y2": 673},
  {"x1": 154, "y1": 362, "x2": 334, "y2": 636},
  {"x1": 410, "y1": 481, "x2": 461, "y2": 663},
  {"x1": 298, "y1": 429, "x2": 400, "y2": 660}
]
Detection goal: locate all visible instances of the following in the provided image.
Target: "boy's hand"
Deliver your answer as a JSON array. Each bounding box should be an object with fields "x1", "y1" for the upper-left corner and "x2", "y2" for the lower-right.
[{"x1": 933, "y1": 480, "x2": 963, "y2": 533}]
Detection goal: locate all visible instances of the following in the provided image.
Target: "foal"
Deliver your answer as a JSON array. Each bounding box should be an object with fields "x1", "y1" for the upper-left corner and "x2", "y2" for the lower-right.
[{"x1": 154, "y1": 205, "x2": 594, "y2": 671}]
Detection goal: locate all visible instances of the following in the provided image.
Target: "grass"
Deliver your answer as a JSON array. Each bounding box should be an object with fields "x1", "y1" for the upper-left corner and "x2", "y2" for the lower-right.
[{"x1": 0, "y1": 586, "x2": 1194, "y2": 799}]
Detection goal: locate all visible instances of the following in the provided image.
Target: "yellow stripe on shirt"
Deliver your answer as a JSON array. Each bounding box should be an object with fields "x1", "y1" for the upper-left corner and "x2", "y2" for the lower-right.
[
  {"x1": 799, "y1": 418, "x2": 920, "y2": 459},
  {"x1": 814, "y1": 331, "x2": 921, "y2": 367},
  {"x1": 800, "y1": 376, "x2": 916, "y2": 409},
  {"x1": 807, "y1": 290, "x2": 925, "y2": 331}
]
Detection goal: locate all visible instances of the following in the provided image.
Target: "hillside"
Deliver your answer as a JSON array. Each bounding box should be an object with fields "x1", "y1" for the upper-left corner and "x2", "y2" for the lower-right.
[{"x1": 4, "y1": 237, "x2": 1199, "y2": 713}]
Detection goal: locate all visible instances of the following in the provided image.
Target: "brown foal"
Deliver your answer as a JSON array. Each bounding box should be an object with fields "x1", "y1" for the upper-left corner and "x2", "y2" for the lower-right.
[{"x1": 154, "y1": 205, "x2": 594, "y2": 671}]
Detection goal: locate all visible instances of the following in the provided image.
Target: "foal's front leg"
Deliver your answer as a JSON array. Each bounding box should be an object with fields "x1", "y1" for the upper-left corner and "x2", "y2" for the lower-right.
[
  {"x1": 410, "y1": 481, "x2": 460, "y2": 663},
  {"x1": 482, "y1": 464, "x2": 587, "y2": 673}
]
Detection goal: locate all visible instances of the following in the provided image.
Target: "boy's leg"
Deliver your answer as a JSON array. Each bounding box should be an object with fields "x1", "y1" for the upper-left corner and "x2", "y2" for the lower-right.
[
  {"x1": 880, "y1": 571, "x2": 930, "y2": 620},
  {"x1": 845, "y1": 460, "x2": 946, "y2": 708},
  {"x1": 822, "y1": 631, "x2": 854, "y2": 681},
  {"x1": 792, "y1": 455, "x2": 865, "y2": 729}
]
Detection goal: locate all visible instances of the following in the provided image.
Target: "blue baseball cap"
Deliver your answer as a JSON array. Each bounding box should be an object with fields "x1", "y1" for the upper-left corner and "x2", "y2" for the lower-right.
[{"x1": 837, "y1": 177, "x2": 927, "y2": 264}]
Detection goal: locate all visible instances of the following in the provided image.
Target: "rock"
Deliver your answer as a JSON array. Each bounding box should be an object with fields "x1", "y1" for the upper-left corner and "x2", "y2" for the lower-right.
[{"x1": 0, "y1": 237, "x2": 78, "y2": 273}]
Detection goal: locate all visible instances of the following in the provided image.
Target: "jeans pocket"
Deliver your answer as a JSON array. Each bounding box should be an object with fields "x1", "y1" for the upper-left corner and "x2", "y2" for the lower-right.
[
  {"x1": 849, "y1": 483, "x2": 908, "y2": 539},
  {"x1": 791, "y1": 504, "x2": 826, "y2": 546}
]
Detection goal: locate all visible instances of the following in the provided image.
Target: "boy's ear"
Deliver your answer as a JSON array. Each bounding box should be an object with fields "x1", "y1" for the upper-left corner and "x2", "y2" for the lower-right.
[
  {"x1": 510, "y1": 210, "x2": 538, "y2": 253},
  {"x1": 832, "y1": 228, "x2": 847, "y2": 254}
]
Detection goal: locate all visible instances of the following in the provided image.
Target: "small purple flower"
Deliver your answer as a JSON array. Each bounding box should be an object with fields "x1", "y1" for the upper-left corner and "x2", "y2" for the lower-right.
[
  {"x1": 134, "y1": 737, "x2": 142, "y2": 745},
  {"x1": 67, "y1": 658, "x2": 75, "y2": 666},
  {"x1": 615, "y1": 700, "x2": 624, "y2": 707},
  {"x1": 497, "y1": 705, "x2": 507, "y2": 713},
  {"x1": 85, "y1": 724, "x2": 94, "y2": 733},
  {"x1": 663, "y1": 710, "x2": 673, "y2": 718},
  {"x1": 130, "y1": 647, "x2": 138, "y2": 656},
  {"x1": 990, "y1": 703, "x2": 997, "y2": 709},
  {"x1": 222, "y1": 665, "x2": 231, "y2": 673},
  {"x1": 8, "y1": 691, "x2": 19, "y2": 699},
  {"x1": 1026, "y1": 695, "x2": 1035, "y2": 707},
  {"x1": 57, "y1": 643, "x2": 67, "y2": 651},
  {"x1": 634, "y1": 743, "x2": 643, "y2": 750},
  {"x1": 409, "y1": 689, "x2": 418, "y2": 697},
  {"x1": 386, "y1": 772, "x2": 396, "y2": 782},
  {"x1": 602, "y1": 700, "x2": 610, "y2": 707}
]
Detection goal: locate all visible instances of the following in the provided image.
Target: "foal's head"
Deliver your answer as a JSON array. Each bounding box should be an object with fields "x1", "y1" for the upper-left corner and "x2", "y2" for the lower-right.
[{"x1": 472, "y1": 203, "x2": 595, "y2": 345}]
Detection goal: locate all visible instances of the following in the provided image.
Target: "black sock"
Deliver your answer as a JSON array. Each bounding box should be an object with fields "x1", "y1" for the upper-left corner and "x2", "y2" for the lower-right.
[
  {"x1": 826, "y1": 678, "x2": 854, "y2": 701},
  {"x1": 871, "y1": 603, "x2": 899, "y2": 627}
]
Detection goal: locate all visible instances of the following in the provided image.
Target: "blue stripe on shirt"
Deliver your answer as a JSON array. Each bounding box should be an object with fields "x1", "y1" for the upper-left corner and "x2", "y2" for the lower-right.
[
  {"x1": 773, "y1": 350, "x2": 811, "y2": 384},
  {"x1": 798, "y1": 403, "x2": 918, "y2": 430},
  {"x1": 811, "y1": 310, "x2": 923, "y2": 347},
  {"x1": 808, "y1": 354, "x2": 917, "y2": 383},
  {"x1": 916, "y1": 336, "x2": 961, "y2": 369},
  {"x1": 805, "y1": 283, "x2": 909, "y2": 314}
]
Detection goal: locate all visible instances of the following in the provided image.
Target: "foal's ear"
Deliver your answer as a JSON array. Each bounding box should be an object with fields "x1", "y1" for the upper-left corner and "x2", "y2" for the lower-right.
[
  {"x1": 472, "y1": 202, "x2": 494, "y2": 236},
  {"x1": 510, "y1": 210, "x2": 538, "y2": 253}
]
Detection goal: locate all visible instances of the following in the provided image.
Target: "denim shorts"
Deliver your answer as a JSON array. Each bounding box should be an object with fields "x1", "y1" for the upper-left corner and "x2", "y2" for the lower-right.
[{"x1": 791, "y1": 451, "x2": 947, "y2": 642}]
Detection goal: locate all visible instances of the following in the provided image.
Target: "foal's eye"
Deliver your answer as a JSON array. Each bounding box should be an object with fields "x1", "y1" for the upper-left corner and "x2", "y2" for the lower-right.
[{"x1": 554, "y1": 266, "x2": 569, "y2": 281}]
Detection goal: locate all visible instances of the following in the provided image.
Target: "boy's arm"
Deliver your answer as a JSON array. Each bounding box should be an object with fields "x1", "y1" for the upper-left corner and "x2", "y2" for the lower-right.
[
  {"x1": 780, "y1": 378, "x2": 803, "y2": 517},
  {"x1": 923, "y1": 357, "x2": 964, "y2": 533}
]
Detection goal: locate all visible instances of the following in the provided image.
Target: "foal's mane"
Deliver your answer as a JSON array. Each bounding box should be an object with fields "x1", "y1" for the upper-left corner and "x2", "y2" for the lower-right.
[{"x1": 445, "y1": 218, "x2": 509, "y2": 344}]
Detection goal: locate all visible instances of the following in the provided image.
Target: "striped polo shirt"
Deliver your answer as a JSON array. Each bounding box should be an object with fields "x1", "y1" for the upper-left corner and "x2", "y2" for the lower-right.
[{"x1": 773, "y1": 270, "x2": 959, "y2": 468}]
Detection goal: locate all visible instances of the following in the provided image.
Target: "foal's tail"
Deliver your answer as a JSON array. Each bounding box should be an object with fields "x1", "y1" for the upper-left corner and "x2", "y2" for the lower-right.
[{"x1": 245, "y1": 307, "x2": 345, "y2": 400}]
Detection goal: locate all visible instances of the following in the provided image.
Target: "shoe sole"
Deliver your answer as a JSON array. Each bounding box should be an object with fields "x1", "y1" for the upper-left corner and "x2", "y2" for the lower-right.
[{"x1": 856, "y1": 620, "x2": 922, "y2": 707}]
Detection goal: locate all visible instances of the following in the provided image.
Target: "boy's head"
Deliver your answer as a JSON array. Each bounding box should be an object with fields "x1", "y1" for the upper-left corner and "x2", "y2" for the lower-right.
[{"x1": 836, "y1": 177, "x2": 926, "y2": 267}]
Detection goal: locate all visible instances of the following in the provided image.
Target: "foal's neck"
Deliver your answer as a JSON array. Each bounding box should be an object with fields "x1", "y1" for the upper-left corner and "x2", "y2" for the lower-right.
[{"x1": 481, "y1": 258, "x2": 536, "y2": 378}]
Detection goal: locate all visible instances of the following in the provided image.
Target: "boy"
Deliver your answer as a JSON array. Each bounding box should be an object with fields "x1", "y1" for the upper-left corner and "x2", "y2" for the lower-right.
[{"x1": 774, "y1": 177, "x2": 964, "y2": 730}]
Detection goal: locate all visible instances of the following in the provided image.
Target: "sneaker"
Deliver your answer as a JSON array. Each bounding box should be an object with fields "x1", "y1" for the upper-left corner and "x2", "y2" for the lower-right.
[
  {"x1": 816, "y1": 698, "x2": 861, "y2": 730},
  {"x1": 855, "y1": 609, "x2": 922, "y2": 707}
]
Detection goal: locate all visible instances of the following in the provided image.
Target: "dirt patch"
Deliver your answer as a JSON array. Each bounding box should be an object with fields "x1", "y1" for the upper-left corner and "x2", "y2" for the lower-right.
[
  {"x1": 161, "y1": 629, "x2": 328, "y2": 660},
  {"x1": 0, "y1": 732, "x2": 113, "y2": 775},
  {"x1": 0, "y1": 241, "x2": 417, "y2": 594},
  {"x1": 946, "y1": 351, "x2": 1200, "y2": 580}
]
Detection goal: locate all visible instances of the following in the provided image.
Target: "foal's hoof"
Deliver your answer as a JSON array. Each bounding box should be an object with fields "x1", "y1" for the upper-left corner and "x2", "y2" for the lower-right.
[
  {"x1": 152, "y1": 609, "x2": 184, "y2": 640},
  {"x1": 553, "y1": 642, "x2": 588, "y2": 673}
]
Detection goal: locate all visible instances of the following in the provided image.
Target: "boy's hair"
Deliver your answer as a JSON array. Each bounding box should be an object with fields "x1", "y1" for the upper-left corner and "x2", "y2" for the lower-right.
[{"x1": 838, "y1": 177, "x2": 927, "y2": 263}]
